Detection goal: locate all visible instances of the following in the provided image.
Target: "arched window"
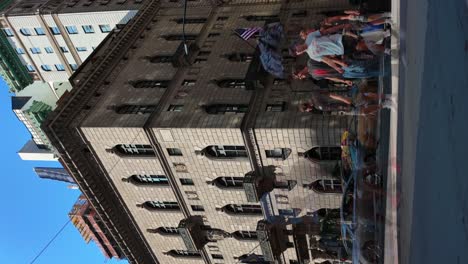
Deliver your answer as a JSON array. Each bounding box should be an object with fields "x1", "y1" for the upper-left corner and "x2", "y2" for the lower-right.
[
  {"x1": 148, "y1": 56, "x2": 173, "y2": 63},
  {"x1": 204, "y1": 104, "x2": 248, "y2": 114},
  {"x1": 163, "y1": 34, "x2": 197, "y2": 41},
  {"x1": 131, "y1": 80, "x2": 170, "y2": 88},
  {"x1": 232, "y1": 230, "x2": 258, "y2": 240},
  {"x1": 308, "y1": 179, "x2": 342, "y2": 193},
  {"x1": 144, "y1": 201, "x2": 180, "y2": 210},
  {"x1": 223, "y1": 204, "x2": 262, "y2": 215},
  {"x1": 113, "y1": 144, "x2": 155, "y2": 156},
  {"x1": 216, "y1": 79, "x2": 246, "y2": 88},
  {"x1": 164, "y1": 250, "x2": 201, "y2": 258},
  {"x1": 115, "y1": 105, "x2": 156, "y2": 114},
  {"x1": 305, "y1": 146, "x2": 341, "y2": 163},
  {"x1": 204, "y1": 145, "x2": 248, "y2": 158},
  {"x1": 225, "y1": 53, "x2": 254, "y2": 62},
  {"x1": 148, "y1": 227, "x2": 179, "y2": 235},
  {"x1": 211, "y1": 177, "x2": 244, "y2": 188},
  {"x1": 128, "y1": 175, "x2": 169, "y2": 185}
]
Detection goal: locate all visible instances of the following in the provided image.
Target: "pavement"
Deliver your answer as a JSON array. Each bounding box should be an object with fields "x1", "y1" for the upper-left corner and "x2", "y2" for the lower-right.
[{"x1": 396, "y1": 0, "x2": 468, "y2": 263}]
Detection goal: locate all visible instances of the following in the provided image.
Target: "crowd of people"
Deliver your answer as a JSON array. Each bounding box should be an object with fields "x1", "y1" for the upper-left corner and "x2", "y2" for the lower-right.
[{"x1": 289, "y1": 10, "x2": 396, "y2": 116}]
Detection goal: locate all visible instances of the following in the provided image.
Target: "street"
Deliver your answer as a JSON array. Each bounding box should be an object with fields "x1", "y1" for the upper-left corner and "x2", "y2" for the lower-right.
[{"x1": 397, "y1": 0, "x2": 468, "y2": 263}]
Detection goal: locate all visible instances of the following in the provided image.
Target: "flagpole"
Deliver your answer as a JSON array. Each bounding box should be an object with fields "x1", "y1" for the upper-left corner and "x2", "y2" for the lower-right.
[{"x1": 182, "y1": 0, "x2": 188, "y2": 55}]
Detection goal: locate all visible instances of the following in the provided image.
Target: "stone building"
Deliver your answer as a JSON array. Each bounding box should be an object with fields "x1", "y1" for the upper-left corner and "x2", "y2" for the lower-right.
[
  {"x1": 69, "y1": 194, "x2": 124, "y2": 259},
  {"x1": 43, "y1": 0, "x2": 351, "y2": 263}
]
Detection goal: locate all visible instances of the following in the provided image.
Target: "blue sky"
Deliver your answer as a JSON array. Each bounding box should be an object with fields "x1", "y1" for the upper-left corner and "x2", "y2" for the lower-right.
[{"x1": 0, "y1": 79, "x2": 127, "y2": 264}]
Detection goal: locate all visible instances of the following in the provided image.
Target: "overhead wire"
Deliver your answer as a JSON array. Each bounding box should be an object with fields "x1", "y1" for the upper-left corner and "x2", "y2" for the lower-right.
[{"x1": 29, "y1": 219, "x2": 71, "y2": 264}]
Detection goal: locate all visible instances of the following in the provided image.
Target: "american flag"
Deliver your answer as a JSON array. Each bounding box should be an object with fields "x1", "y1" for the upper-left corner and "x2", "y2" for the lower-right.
[{"x1": 234, "y1": 27, "x2": 263, "y2": 40}]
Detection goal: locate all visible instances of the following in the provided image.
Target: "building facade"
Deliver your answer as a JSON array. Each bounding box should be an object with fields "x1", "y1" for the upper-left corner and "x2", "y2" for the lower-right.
[
  {"x1": 69, "y1": 194, "x2": 124, "y2": 259},
  {"x1": 34, "y1": 167, "x2": 75, "y2": 183},
  {"x1": 43, "y1": 0, "x2": 351, "y2": 263},
  {"x1": 12, "y1": 81, "x2": 71, "y2": 153},
  {"x1": 0, "y1": 0, "x2": 144, "y2": 157},
  {"x1": 17, "y1": 139, "x2": 58, "y2": 160},
  {"x1": 0, "y1": 0, "x2": 141, "y2": 87}
]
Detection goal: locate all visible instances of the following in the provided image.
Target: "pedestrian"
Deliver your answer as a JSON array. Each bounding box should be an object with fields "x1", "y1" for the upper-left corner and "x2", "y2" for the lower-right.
[
  {"x1": 292, "y1": 58, "x2": 383, "y2": 85},
  {"x1": 299, "y1": 90, "x2": 395, "y2": 115}
]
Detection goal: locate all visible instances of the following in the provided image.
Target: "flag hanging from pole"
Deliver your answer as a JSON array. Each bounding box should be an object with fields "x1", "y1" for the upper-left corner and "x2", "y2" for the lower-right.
[{"x1": 234, "y1": 27, "x2": 263, "y2": 40}]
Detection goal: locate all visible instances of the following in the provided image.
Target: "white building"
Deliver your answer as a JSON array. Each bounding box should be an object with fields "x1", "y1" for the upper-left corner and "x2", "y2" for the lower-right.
[
  {"x1": 1, "y1": 0, "x2": 142, "y2": 160},
  {"x1": 1, "y1": 0, "x2": 140, "y2": 86}
]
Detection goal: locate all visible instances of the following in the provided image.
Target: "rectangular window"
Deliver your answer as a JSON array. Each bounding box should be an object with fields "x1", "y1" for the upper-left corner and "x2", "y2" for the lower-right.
[
  {"x1": 20, "y1": 28, "x2": 31, "y2": 36},
  {"x1": 55, "y1": 64, "x2": 65, "y2": 71},
  {"x1": 212, "y1": 254, "x2": 223, "y2": 259},
  {"x1": 82, "y1": 25, "x2": 94, "y2": 33},
  {"x1": 70, "y1": 64, "x2": 78, "y2": 71},
  {"x1": 191, "y1": 205, "x2": 205, "y2": 211},
  {"x1": 76, "y1": 47, "x2": 87, "y2": 52},
  {"x1": 208, "y1": 33, "x2": 220, "y2": 38},
  {"x1": 168, "y1": 105, "x2": 183, "y2": 112},
  {"x1": 194, "y1": 58, "x2": 207, "y2": 63},
  {"x1": 174, "y1": 18, "x2": 207, "y2": 24},
  {"x1": 292, "y1": 10, "x2": 307, "y2": 18},
  {"x1": 99, "y1": 24, "x2": 112, "y2": 33},
  {"x1": 30, "y1": 47, "x2": 41, "y2": 54},
  {"x1": 34, "y1": 27, "x2": 45, "y2": 35},
  {"x1": 44, "y1": 47, "x2": 54, "y2": 54},
  {"x1": 208, "y1": 245, "x2": 219, "y2": 251},
  {"x1": 65, "y1": 26, "x2": 78, "y2": 34},
  {"x1": 26, "y1": 65, "x2": 35, "y2": 72},
  {"x1": 3, "y1": 28, "x2": 14, "y2": 37},
  {"x1": 41, "y1": 65, "x2": 52, "y2": 71},
  {"x1": 50, "y1": 27, "x2": 60, "y2": 35},
  {"x1": 217, "y1": 16, "x2": 229, "y2": 21},
  {"x1": 180, "y1": 178, "x2": 194, "y2": 185},
  {"x1": 265, "y1": 102, "x2": 286, "y2": 112},
  {"x1": 266, "y1": 148, "x2": 284, "y2": 158},
  {"x1": 198, "y1": 51, "x2": 211, "y2": 56},
  {"x1": 163, "y1": 34, "x2": 197, "y2": 41},
  {"x1": 279, "y1": 209, "x2": 295, "y2": 216},
  {"x1": 16, "y1": 48, "x2": 25, "y2": 54},
  {"x1": 167, "y1": 148, "x2": 183, "y2": 156},
  {"x1": 60, "y1": 46, "x2": 69, "y2": 53}
]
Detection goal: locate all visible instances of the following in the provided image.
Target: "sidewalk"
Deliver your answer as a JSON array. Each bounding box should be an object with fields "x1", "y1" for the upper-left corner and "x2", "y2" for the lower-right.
[
  {"x1": 382, "y1": 0, "x2": 401, "y2": 263},
  {"x1": 397, "y1": 0, "x2": 468, "y2": 263}
]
